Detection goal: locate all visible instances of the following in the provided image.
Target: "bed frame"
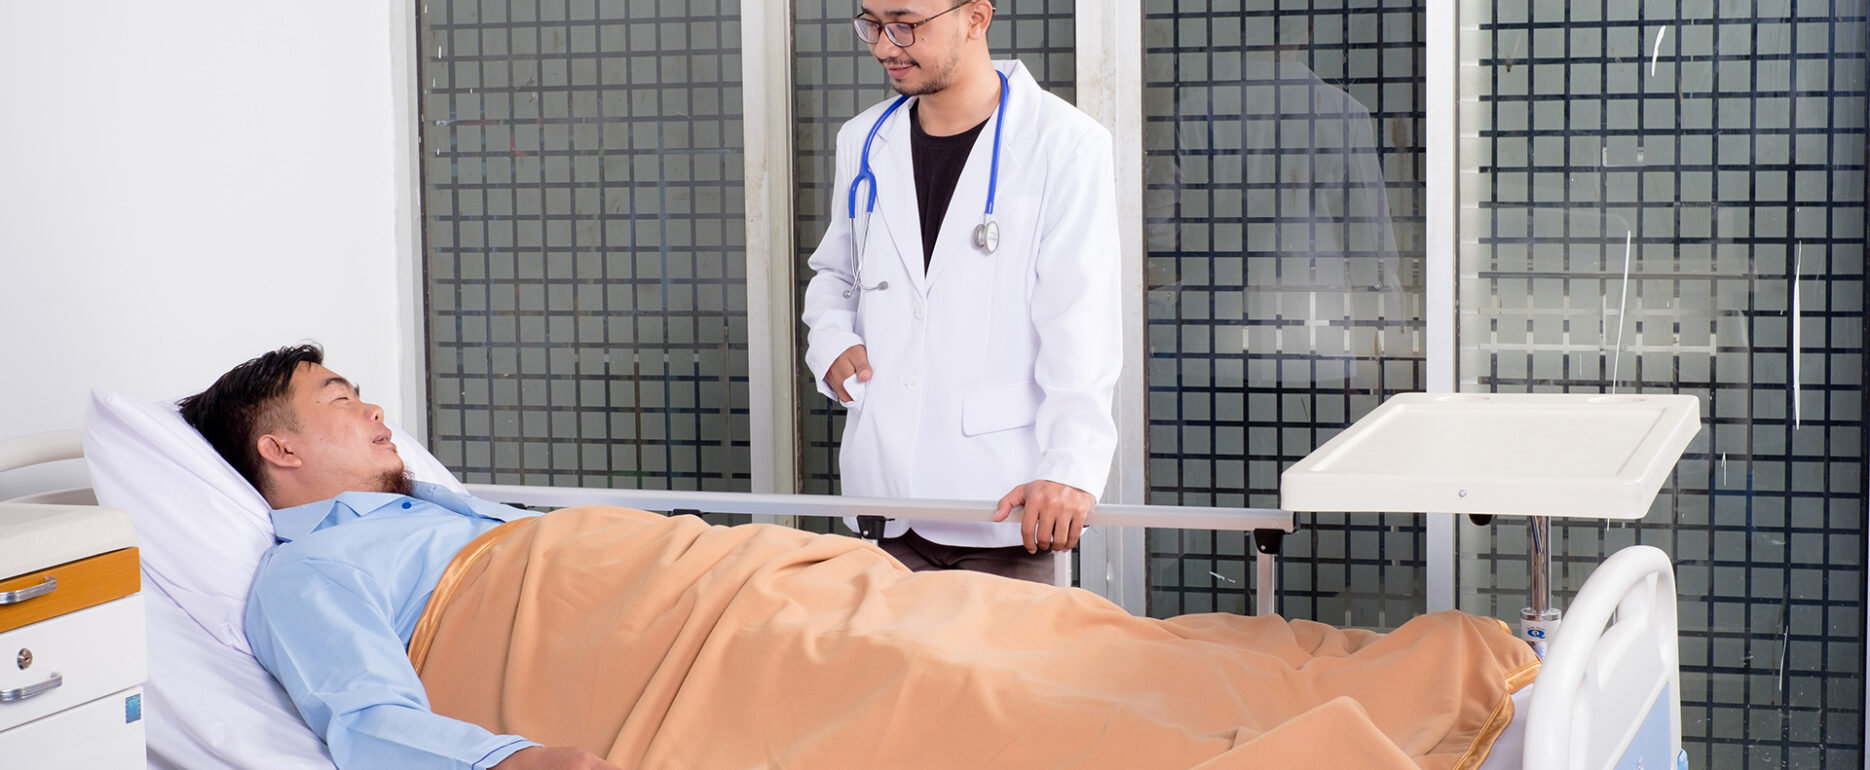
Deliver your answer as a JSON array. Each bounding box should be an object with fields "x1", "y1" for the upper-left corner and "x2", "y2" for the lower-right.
[{"x1": 0, "y1": 428, "x2": 1682, "y2": 770}]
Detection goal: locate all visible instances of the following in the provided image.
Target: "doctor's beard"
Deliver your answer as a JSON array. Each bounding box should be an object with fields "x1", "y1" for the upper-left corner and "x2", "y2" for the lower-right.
[{"x1": 880, "y1": 52, "x2": 961, "y2": 97}]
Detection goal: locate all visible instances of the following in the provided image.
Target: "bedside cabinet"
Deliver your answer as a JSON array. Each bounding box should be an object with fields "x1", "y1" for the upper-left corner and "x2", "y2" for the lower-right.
[{"x1": 0, "y1": 503, "x2": 145, "y2": 768}]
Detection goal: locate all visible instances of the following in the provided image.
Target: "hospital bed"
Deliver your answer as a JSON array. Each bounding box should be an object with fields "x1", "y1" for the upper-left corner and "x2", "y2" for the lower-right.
[{"x1": 0, "y1": 389, "x2": 1692, "y2": 770}]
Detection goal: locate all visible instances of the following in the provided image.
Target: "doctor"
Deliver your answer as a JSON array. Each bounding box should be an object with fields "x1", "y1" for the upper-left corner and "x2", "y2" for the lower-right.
[{"x1": 801, "y1": 0, "x2": 1121, "y2": 582}]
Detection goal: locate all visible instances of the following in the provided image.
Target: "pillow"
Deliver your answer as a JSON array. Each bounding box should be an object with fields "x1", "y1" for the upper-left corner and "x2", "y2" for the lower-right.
[{"x1": 82, "y1": 388, "x2": 465, "y2": 653}]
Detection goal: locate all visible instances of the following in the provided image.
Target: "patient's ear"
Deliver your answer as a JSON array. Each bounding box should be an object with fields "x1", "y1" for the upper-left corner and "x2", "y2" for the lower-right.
[{"x1": 256, "y1": 433, "x2": 303, "y2": 470}]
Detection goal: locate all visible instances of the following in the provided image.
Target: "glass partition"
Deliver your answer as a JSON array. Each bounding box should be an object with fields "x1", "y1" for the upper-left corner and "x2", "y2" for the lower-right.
[
  {"x1": 1141, "y1": 2, "x2": 1430, "y2": 622},
  {"x1": 1456, "y1": 2, "x2": 1867, "y2": 765},
  {"x1": 418, "y1": 0, "x2": 752, "y2": 491}
]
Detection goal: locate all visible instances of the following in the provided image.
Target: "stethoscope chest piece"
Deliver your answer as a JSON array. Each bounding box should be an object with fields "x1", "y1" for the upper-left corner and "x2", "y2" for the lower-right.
[{"x1": 973, "y1": 216, "x2": 1001, "y2": 254}]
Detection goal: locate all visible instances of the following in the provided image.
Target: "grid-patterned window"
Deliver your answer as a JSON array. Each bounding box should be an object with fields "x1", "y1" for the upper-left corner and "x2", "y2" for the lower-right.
[
  {"x1": 418, "y1": 1, "x2": 751, "y2": 491},
  {"x1": 1140, "y1": 2, "x2": 1430, "y2": 624},
  {"x1": 791, "y1": 3, "x2": 1078, "y2": 502},
  {"x1": 1459, "y1": 2, "x2": 1868, "y2": 766}
]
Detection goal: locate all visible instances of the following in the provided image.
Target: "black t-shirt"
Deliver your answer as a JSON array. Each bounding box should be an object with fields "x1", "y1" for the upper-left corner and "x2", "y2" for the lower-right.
[{"x1": 910, "y1": 103, "x2": 991, "y2": 272}]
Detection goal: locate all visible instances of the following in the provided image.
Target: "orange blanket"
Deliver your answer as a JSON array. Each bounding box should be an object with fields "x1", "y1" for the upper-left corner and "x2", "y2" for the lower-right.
[{"x1": 409, "y1": 507, "x2": 1538, "y2": 769}]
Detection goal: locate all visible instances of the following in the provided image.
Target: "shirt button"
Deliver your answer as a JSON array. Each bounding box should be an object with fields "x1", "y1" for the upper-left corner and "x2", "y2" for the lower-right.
[{"x1": 402, "y1": 501, "x2": 413, "y2": 509}]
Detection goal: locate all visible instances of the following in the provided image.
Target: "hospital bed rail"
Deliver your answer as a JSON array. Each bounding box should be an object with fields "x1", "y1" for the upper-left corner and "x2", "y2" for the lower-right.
[{"x1": 467, "y1": 482, "x2": 1295, "y2": 616}]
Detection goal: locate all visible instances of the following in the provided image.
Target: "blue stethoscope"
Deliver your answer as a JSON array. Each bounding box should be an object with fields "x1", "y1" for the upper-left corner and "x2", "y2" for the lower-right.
[{"x1": 843, "y1": 69, "x2": 1009, "y2": 298}]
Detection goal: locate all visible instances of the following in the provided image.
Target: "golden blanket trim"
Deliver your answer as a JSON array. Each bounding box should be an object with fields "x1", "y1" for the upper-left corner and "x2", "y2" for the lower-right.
[
  {"x1": 408, "y1": 517, "x2": 529, "y2": 673},
  {"x1": 409, "y1": 507, "x2": 1541, "y2": 769},
  {"x1": 1454, "y1": 652, "x2": 1542, "y2": 769}
]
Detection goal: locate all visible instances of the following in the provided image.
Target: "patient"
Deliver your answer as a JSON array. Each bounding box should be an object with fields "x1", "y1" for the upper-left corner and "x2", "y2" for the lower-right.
[{"x1": 182, "y1": 344, "x2": 1539, "y2": 770}]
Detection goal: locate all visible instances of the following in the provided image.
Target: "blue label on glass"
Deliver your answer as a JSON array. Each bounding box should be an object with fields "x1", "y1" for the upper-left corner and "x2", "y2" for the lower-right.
[{"x1": 125, "y1": 693, "x2": 142, "y2": 723}]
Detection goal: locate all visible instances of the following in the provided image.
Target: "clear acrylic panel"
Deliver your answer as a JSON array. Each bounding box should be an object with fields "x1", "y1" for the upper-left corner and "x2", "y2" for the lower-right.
[{"x1": 1457, "y1": 2, "x2": 1867, "y2": 766}]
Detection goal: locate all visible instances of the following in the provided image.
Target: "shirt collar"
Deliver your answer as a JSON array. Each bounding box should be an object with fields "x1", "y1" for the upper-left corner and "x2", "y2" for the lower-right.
[{"x1": 269, "y1": 482, "x2": 526, "y2": 543}]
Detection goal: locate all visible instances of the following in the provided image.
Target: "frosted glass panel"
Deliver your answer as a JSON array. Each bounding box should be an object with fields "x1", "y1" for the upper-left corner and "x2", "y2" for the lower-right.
[
  {"x1": 1142, "y1": 1, "x2": 1429, "y2": 624},
  {"x1": 419, "y1": 1, "x2": 751, "y2": 491},
  {"x1": 1457, "y1": 2, "x2": 1867, "y2": 766}
]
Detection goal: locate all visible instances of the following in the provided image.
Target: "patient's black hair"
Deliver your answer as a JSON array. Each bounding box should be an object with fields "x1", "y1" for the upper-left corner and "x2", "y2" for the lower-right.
[{"x1": 177, "y1": 343, "x2": 325, "y2": 496}]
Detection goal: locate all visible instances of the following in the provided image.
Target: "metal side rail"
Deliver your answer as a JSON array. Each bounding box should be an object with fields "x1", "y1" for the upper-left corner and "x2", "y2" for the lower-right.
[{"x1": 466, "y1": 484, "x2": 1294, "y2": 616}]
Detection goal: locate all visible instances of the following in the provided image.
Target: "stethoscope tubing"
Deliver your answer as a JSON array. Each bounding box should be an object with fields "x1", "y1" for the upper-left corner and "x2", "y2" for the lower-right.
[{"x1": 845, "y1": 69, "x2": 1011, "y2": 297}]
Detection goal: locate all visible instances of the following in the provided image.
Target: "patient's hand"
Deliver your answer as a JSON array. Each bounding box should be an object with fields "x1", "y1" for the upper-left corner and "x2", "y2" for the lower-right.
[{"x1": 494, "y1": 745, "x2": 621, "y2": 770}]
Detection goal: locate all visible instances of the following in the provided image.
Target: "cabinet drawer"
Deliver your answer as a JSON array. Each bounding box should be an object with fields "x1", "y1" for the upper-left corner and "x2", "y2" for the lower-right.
[
  {"x1": 0, "y1": 685, "x2": 144, "y2": 769},
  {"x1": 0, "y1": 547, "x2": 140, "y2": 635},
  {"x1": 0, "y1": 595, "x2": 145, "y2": 732}
]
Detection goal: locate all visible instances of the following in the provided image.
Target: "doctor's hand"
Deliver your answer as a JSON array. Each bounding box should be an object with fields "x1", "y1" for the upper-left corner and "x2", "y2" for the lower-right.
[
  {"x1": 825, "y1": 344, "x2": 873, "y2": 403},
  {"x1": 493, "y1": 746, "x2": 621, "y2": 770},
  {"x1": 993, "y1": 480, "x2": 1094, "y2": 554}
]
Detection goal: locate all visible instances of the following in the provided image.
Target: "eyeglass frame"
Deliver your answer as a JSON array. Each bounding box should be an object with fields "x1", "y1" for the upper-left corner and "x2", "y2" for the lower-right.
[{"x1": 852, "y1": 1, "x2": 977, "y2": 49}]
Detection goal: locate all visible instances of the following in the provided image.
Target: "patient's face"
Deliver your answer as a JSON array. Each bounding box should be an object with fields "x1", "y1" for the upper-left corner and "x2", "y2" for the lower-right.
[{"x1": 279, "y1": 362, "x2": 407, "y2": 494}]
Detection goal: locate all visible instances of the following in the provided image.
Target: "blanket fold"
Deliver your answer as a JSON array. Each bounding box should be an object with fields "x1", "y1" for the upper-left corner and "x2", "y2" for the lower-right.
[{"x1": 410, "y1": 507, "x2": 1537, "y2": 769}]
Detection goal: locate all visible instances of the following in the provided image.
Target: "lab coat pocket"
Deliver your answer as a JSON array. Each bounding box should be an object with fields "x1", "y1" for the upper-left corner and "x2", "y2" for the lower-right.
[{"x1": 961, "y1": 380, "x2": 1043, "y2": 437}]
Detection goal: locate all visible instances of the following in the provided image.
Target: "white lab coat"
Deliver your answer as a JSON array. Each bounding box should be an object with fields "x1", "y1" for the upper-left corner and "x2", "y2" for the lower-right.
[{"x1": 801, "y1": 61, "x2": 1122, "y2": 548}]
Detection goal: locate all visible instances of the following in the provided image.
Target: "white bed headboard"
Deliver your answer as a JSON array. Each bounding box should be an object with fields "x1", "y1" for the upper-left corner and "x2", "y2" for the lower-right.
[{"x1": 0, "y1": 429, "x2": 91, "y2": 505}]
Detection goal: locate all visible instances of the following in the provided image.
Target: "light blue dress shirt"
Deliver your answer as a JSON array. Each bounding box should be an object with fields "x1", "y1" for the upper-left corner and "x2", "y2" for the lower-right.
[{"x1": 245, "y1": 482, "x2": 542, "y2": 770}]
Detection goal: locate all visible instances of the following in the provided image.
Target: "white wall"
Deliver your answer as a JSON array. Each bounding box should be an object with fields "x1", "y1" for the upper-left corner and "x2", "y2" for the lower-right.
[{"x1": 0, "y1": 2, "x2": 422, "y2": 447}]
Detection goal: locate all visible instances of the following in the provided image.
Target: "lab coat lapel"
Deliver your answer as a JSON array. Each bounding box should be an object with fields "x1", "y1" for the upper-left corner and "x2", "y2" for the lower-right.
[
  {"x1": 926, "y1": 61, "x2": 1034, "y2": 290},
  {"x1": 869, "y1": 103, "x2": 928, "y2": 295}
]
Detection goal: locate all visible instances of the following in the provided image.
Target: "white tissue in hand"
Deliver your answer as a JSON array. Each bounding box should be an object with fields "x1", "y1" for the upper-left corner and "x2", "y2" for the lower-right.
[{"x1": 840, "y1": 374, "x2": 867, "y2": 406}]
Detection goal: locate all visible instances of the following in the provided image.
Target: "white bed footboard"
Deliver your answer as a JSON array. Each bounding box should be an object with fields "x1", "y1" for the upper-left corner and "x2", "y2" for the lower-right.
[{"x1": 1523, "y1": 544, "x2": 1681, "y2": 770}]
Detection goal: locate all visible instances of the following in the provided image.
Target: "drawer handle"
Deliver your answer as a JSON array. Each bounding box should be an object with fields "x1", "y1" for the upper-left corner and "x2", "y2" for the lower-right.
[
  {"x1": 0, "y1": 576, "x2": 55, "y2": 605},
  {"x1": 0, "y1": 672, "x2": 62, "y2": 702}
]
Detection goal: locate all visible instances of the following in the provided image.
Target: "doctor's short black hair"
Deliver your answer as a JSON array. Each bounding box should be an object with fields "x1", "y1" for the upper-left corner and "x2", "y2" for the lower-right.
[{"x1": 177, "y1": 343, "x2": 325, "y2": 495}]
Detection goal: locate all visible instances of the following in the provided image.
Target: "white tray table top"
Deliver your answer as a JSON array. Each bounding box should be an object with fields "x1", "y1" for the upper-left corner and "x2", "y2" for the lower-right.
[{"x1": 1280, "y1": 393, "x2": 1701, "y2": 519}]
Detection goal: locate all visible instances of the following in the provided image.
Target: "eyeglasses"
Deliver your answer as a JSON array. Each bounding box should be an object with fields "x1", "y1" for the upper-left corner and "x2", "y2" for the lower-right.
[{"x1": 853, "y1": 1, "x2": 972, "y2": 48}]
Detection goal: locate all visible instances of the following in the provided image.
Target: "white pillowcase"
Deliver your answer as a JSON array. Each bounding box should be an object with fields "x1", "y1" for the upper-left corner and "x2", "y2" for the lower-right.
[{"x1": 82, "y1": 388, "x2": 465, "y2": 654}]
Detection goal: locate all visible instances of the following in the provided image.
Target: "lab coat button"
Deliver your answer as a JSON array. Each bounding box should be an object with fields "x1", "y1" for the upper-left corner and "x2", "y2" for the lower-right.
[
  {"x1": 905, "y1": 378, "x2": 921, "y2": 392},
  {"x1": 913, "y1": 303, "x2": 926, "y2": 320}
]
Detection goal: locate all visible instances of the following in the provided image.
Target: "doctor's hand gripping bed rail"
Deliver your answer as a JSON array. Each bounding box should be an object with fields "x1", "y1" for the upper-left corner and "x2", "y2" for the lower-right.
[{"x1": 0, "y1": 390, "x2": 1690, "y2": 770}]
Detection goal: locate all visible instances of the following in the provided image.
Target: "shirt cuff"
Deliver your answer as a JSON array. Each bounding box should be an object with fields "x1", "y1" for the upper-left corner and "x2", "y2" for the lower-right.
[{"x1": 473, "y1": 737, "x2": 541, "y2": 769}]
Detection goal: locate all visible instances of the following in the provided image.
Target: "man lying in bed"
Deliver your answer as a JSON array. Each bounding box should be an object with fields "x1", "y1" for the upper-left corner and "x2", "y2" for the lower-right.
[
  {"x1": 181, "y1": 344, "x2": 1541, "y2": 770},
  {"x1": 176, "y1": 345, "x2": 606, "y2": 770}
]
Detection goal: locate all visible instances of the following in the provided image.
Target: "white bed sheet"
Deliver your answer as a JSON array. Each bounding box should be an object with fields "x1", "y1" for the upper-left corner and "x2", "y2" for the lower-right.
[{"x1": 144, "y1": 581, "x2": 334, "y2": 770}]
